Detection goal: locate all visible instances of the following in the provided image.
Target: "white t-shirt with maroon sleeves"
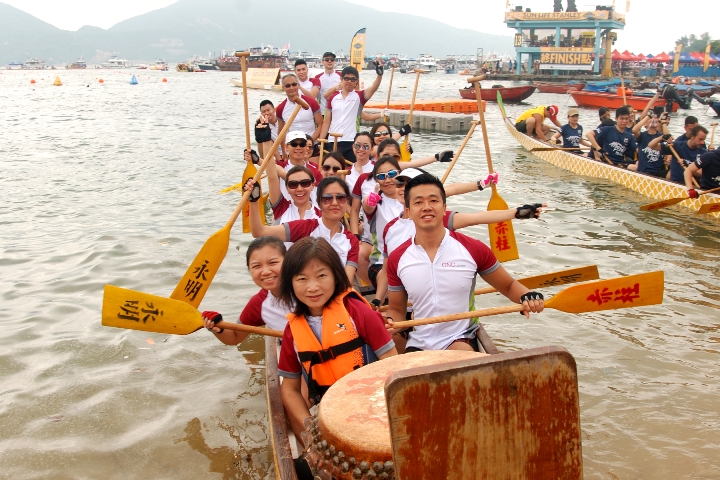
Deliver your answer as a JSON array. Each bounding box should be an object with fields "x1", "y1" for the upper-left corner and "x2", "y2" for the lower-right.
[
  {"x1": 326, "y1": 90, "x2": 368, "y2": 142},
  {"x1": 239, "y1": 289, "x2": 291, "y2": 332},
  {"x1": 299, "y1": 77, "x2": 320, "y2": 95},
  {"x1": 383, "y1": 211, "x2": 455, "y2": 259},
  {"x1": 271, "y1": 196, "x2": 320, "y2": 225},
  {"x1": 283, "y1": 219, "x2": 359, "y2": 269},
  {"x1": 387, "y1": 229, "x2": 500, "y2": 351},
  {"x1": 276, "y1": 159, "x2": 323, "y2": 201},
  {"x1": 346, "y1": 161, "x2": 374, "y2": 195},
  {"x1": 314, "y1": 71, "x2": 341, "y2": 114},
  {"x1": 351, "y1": 173, "x2": 377, "y2": 243},
  {"x1": 275, "y1": 94, "x2": 321, "y2": 137},
  {"x1": 371, "y1": 196, "x2": 404, "y2": 266}
]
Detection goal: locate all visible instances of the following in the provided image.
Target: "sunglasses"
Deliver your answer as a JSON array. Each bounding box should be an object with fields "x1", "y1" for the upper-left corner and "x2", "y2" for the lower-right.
[
  {"x1": 395, "y1": 178, "x2": 407, "y2": 186},
  {"x1": 321, "y1": 193, "x2": 348, "y2": 205},
  {"x1": 287, "y1": 178, "x2": 313, "y2": 189},
  {"x1": 283, "y1": 82, "x2": 298, "y2": 88},
  {"x1": 322, "y1": 164, "x2": 342, "y2": 172},
  {"x1": 376, "y1": 169, "x2": 399, "y2": 181},
  {"x1": 343, "y1": 76, "x2": 358, "y2": 82},
  {"x1": 353, "y1": 143, "x2": 370, "y2": 151},
  {"x1": 289, "y1": 141, "x2": 307, "y2": 148},
  {"x1": 323, "y1": 57, "x2": 335, "y2": 62},
  {"x1": 374, "y1": 131, "x2": 390, "y2": 137}
]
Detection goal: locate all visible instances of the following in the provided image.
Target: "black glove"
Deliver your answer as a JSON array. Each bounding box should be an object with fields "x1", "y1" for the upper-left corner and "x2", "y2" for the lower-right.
[
  {"x1": 435, "y1": 150, "x2": 454, "y2": 163},
  {"x1": 399, "y1": 124, "x2": 412, "y2": 136},
  {"x1": 515, "y1": 203, "x2": 543, "y2": 219},
  {"x1": 372, "y1": 60, "x2": 383, "y2": 76},
  {"x1": 245, "y1": 148, "x2": 260, "y2": 164},
  {"x1": 244, "y1": 179, "x2": 261, "y2": 202},
  {"x1": 520, "y1": 292, "x2": 544, "y2": 303},
  {"x1": 202, "y1": 311, "x2": 224, "y2": 333},
  {"x1": 255, "y1": 123, "x2": 272, "y2": 143},
  {"x1": 370, "y1": 299, "x2": 382, "y2": 309},
  {"x1": 662, "y1": 134, "x2": 672, "y2": 141}
]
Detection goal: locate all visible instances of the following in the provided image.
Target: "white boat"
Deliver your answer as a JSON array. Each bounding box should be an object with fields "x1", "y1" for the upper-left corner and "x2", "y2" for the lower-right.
[
  {"x1": 416, "y1": 54, "x2": 437, "y2": 73},
  {"x1": 150, "y1": 58, "x2": 168, "y2": 71},
  {"x1": 22, "y1": 58, "x2": 47, "y2": 70},
  {"x1": 102, "y1": 55, "x2": 129, "y2": 69},
  {"x1": 7, "y1": 61, "x2": 23, "y2": 70},
  {"x1": 66, "y1": 57, "x2": 87, "y2": 69}
]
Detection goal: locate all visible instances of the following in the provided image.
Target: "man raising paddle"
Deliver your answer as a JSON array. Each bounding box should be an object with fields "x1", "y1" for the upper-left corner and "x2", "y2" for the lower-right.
[{"x1": 385, "y1": 173, "x2": 544, "y2": 352}]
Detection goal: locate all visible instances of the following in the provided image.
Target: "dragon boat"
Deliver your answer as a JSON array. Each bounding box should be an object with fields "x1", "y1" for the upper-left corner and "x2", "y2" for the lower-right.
[{"x1": 498, "y1": 92, "x2": 720, "y2": 219}]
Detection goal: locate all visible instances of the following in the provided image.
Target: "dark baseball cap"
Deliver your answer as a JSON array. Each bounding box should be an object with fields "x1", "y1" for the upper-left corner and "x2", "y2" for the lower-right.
[{"x1": 323, "y1": 52, "x2": 336, "y2": 59}]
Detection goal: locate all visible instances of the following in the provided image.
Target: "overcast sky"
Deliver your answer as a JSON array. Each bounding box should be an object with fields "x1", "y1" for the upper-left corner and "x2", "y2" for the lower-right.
[{"x1": 5, "y1": 0, "x2": 717, "y2": 54}]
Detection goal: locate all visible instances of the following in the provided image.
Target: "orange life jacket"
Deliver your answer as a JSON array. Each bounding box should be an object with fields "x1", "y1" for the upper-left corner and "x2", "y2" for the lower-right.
[{"x1": 287, "y1": 288, "x2": 369, "y2": 400}]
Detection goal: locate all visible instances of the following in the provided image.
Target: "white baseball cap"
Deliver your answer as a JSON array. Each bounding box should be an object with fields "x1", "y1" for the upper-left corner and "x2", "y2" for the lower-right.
[
  {"x1": 285, "y1": 131, "x2": 306, "y2": 144},
  {"x1": 396, "y1": 168, "x2": 424, "y2": 180}
]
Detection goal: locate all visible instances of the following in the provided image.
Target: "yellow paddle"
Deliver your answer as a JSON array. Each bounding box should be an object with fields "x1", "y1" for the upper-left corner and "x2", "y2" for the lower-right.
[
  {"x1": 390, "y1": 271, "x2": 664, "y2": 330},
  {"x1": 235, "y1": 51, "x2": 257, "y2": 234},
  {"x1": 470, "y1": 76, "x2": 518, "y2": 262},
  {"x1": 169, "y1": 98, "x2": 310, "y2": 308},
  {"x1": 103, "y1": 285, "x2": 284, "y2": 337},
  {"x1": 379, "y1": 264, "x2": 600, "y2": 311},
  {"x1": 400, "y1": 68, "x2": 425, "y2": 162},
  {"x1": 619, "y1": 74, "x2": 627, "y2": 105},
  {"x1": 640, "y1": 186, "x2": 720, "y2": 211},
  {"x1": 668, "y1": 144, "x2": 700, "y2": 189},
  {"x1": 383, "y1": 65, "x2": 395, "y2": 123},
  {"x1": 697, "y1": 202, "x2": 720, "y2": 215},
  {"x1": 440, "y1": 121, "x2": 478, "y2": 184}
]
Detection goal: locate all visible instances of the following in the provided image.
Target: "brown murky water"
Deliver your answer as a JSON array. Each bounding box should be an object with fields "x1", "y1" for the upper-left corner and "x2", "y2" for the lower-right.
[{"x1": 1, "y1": 69, "x2": 719, "y2": 479}]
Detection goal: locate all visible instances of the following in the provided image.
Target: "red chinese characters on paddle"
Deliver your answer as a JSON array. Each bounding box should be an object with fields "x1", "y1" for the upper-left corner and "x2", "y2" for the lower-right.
[
  {"x1": 587, "y1": 283, "x2": 641, "y2": 306},
  {"x1": 117, "y1": 300, "x2": 164, "y2": 323},
  {"x1": 494, "y1": 222, "x2": 511, "y2": 251}
]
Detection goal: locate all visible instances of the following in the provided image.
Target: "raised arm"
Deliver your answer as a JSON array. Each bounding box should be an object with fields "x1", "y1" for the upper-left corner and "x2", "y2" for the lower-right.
[
  {"x1": 245, "y1": 180, "x2": 288, "y2": 240},
  {"x1": 639, "y1": 92, "x2": 660, "y2": 121},
  {"x1": 632, "y1": 115, "x2": 648, "y2": 138}
]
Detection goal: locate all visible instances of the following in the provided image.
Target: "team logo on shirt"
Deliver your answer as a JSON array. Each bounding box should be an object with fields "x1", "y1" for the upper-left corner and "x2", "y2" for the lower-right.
[
  {"x1": 642, "y1": 146, "x2": 661, "y2": 162},
  {"x1": 608, "y1": 141, "x2": 626, "y2": 156},
  {"x1": 334, "y1": 323, "x2": 347, "y2": 334},
  {"x1": 441, "y1": 262, "x2": 466, "y2": 268}
]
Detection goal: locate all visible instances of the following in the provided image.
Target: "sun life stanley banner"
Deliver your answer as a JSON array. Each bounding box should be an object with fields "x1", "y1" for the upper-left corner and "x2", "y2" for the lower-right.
[
  {"x1": 540, "y1": 47, "x2": 593, "y2": 70},
  {"x1": 350, "y1": 28, "x2": 366, "y2": 70}
]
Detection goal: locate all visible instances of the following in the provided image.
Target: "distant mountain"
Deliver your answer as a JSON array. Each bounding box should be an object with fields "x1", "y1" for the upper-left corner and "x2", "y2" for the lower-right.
[{"x1": 0, "y1": 0, "x2": 513, "y2": 64}]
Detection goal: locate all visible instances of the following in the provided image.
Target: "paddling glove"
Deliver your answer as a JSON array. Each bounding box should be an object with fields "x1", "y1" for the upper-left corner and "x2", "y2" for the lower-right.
[
  {"x1": 478, "y1": 172, "x2": 499, "y2": 190},
  {"x1": 202, "y1": 311, "x2": 224, "y2": 333},
  {"x1": 372, "y1": 60, "x2": 383, "y2": 76},
  {"x1": 366, "y1": 192, "x2": 382, "y2": 207},
  {"x1": 244, "y1": 179, "x2": 261, "y2": 202},
  {"x1": 688, "y1": 189, "x2": 699, "y2": 199},
  {"x1": 515, "y1": 203, "x2": 543, "y2": 219},
  {"x1": 399, "y1": 124, "x2": 412, "y2": 136},
  {"x1": 254, "y1": 123, "x2": 272, "y2": 143},
  {"x1": 435, "y1": 150, "x2": 454, "y2": 163},
  {"x1": 244, "y1": 148, "x2": 260, "y2": 164}
]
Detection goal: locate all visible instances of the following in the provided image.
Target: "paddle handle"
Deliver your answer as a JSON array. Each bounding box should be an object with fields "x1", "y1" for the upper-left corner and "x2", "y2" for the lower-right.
[
  {"x1": 470, "y1": 80, "x2": 494, "y2": 174},
  {"x1": 216, "y1": 321, "x2": 284, "y2": 338},
  {"x1": 407, "y1": 70, "x2": 422, "y2": 125},
  {"x1": 391, "y1": 305, "x2": 525, "y2": 330},
  {"x1": 336, "y1": 169, "x2": 350, "y2": 175},
  {"x1": 330, "y1": 133, "x2": 342, "y2": 151},
  {"x1": 318, "y1": 139, "x2": 328, "y2": 164},
  {"x1": 384, "y1": 66, "x2": 395, "y2": 123},
  {"x1": 668, "y1": 145, "x2": 700, "y2": 188},
  {"x1": 226, "y1": 100, "x2": 309, "y2": 228},
  {"x1": 620, "y1": 75, "x2": 627, "y2": 105},
  {"x1": 700, "y1": 186, "x2": 720, "y2": 196},
  {"x1": 240, "y1": 54, "x2": 251, "y2": 152},
  {"x1": 440, "y1": 121, "x2": 478, "y2": 183},
  {"x1": 709, "y1": 123, "x2": 717, "y2": 151}
]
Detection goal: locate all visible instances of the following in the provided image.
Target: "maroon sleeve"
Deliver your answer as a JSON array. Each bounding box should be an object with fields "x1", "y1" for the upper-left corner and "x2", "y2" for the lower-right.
[
  {"x1": 239, "y1": 290, "x2": 268, "y2": 326},
  {"x1": 272, "y1": 196, "x2": 290, "y2": 220},
  {"x1": 352, "y1": 173, "x2": 370, "y2": 199},
  {"x1": 275, "y1": 99, "x2": 287, "y2": 120},
  {"x1": 357, "y1": 90, "x2": 368, "y2": 106},
  {"x1": 303, "y1": 95, "x2": 321, "y2": 113},
  {"x1": 382, "y1": 217, "x2": 400, "y2": 257},
  {"x1": 326, "y1": 91, "x2": 340, "y2": 111},
  {"x1": 277, "y1": 325, "x2": 302, "y2": 374},
  {"x1": 310, "y1": 77, "x2": 320, "y2": 88},
  {"x1": 286, "y1": 219, "x2": 319, "y2": 242},
  {"x1": 450, "y1": 231, "x2": 499, "y2": 275},
  {"x1": 345, "y1": 297, "x2": 392, "y2": 349},
  {"x1": 306, "y1": 163, "x2": 323, "y2": 184},
  {"x1": 345, "y1": 230, "x2": 360, "y2": 266},
  {"x1": 387, "y1": 239, "x2": 412, "y2": 289}
]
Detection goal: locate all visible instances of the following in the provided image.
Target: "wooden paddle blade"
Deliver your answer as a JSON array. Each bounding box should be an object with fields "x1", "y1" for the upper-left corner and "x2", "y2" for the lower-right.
[
  {"x1": 639, "y1": 197, "x2": 688, "y2": 211},
  {"x1": 241, "y1": 161, "x2": 257, "y2": 233},
  {"x1": 400, "y1": 135, "x2": 411, "y2": 162},
  {"x1": 103, "y1": 285, "x2": 204, "y2": 335},
  {"x1": 169, "y1": 225, "x2": 230, "y2": 308},
  {"x1": 697, "y1": 202, "x2": 720, "y2": 215},
  {"x1": 545, "y1": 271, "x2": 664, "y2": 313},
  {"x1": 487, "y1": 187, "x2": 519, "y2": 263},
  {"x1": 474, "y1": 265, "x2": 600, "y2": 295}
]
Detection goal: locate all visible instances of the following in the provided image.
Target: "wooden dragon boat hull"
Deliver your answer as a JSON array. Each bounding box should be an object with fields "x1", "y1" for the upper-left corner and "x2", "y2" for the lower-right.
[
  {"x1": 459, "y1": 85, "x2": 536, "y2": 102},
  {"x1": 534, "y1": 82, "x2": 585, "y2": 94},
  {"x1": 570, "y1": 90, "x2": 679, "y2": 112},
  {"x1": 498, "y1": 93, "x2": 720, "y2": 219}
]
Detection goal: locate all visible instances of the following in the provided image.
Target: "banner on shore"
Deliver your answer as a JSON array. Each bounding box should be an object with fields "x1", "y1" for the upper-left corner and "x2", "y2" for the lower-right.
[
  {"x1": 704, "y1": 43, "x2": 711, "y2": 72},
  {"x1": 350, "y1": 28, "x2": 366, "y2": 70},
  {"x1": 504, "y1": 11, "x2": 623, "y2": 22},
  {"x1": 673, "y1": 44, "x2": 682, "y2": 73},
  {"x1": 539, "y1": 47, "x2": 593, "y2": 70}
]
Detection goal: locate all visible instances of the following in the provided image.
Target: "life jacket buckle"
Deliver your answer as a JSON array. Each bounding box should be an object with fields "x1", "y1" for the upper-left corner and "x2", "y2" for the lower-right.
[{"x1": 316, "y1": 348, "x2": 336, "y2": 363}]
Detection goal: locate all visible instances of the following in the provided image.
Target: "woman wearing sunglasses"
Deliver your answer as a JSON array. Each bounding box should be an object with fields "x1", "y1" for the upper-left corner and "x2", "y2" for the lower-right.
[
  {"x1": 320, "y1": 152, "x2": 347, "y2": 179},
  {"x1": 369, "y1": 122, "x2": 411, "y2": 159},
  {"x1": 276, "y1": 73, "x2": 323, "y2": 142},
  {"x1": 246, "y1": 177, "x2": 360, "y2": 283}
]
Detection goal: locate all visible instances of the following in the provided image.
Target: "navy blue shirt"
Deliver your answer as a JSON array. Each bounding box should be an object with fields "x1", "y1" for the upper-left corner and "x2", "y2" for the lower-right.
[
  {"x1": 636, "y1": 131, "x2": 664, "y2": 174},
  {"x1": 560, "y1": 123, "x2": 584, "y2": 151},
  {"x1": 696, "y1": 149, "x2": 720, "y2": 189},
  {"x1": 595, "y1": 126, "x2": 637, "y2": 165},
  {"x1": 662, "y1": 140, "x2": 708, "y2": 183}
]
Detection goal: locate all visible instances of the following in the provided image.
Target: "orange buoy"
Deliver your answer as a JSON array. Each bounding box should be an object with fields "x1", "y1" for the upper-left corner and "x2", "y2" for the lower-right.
[
  {"x1": 30, "y1": 79, "x2": 36, "y2": 84},
  {"x1": 99, "y1": 79, "x2": 104, "y2": 83},
  {"x1": 162, "y1": 78, "x2": 167, "y2": 83}
]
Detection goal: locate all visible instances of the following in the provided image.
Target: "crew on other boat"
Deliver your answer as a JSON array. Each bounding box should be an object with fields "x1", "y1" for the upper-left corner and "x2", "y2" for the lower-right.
[
  {"x1": 550, "y1": 108, "x2": 591, "y2": 154},
  {"x1": 586, "y1": 106, "x2": 637, "y2": 166},
  {"x1": 629, "y1": 111, "x2": 669, "y2": 175},
  {"x1": 649, "y1": 125, "x2": 708, "y2": 183},
  {"x1": 514, "y1": 105, "x2": 561, "y2": 139},
  {"x1": 685, "y1": 148, "x2": 720, "y2": 196}
]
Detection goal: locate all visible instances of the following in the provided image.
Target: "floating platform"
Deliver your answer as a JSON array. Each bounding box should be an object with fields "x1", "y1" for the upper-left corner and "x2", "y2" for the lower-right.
[
  {"x1": 365, "y1": 98, "x2": 486, "y2": 114},
  {"x1": 361, "y1": 109, "x2": 475, "y2": 134}
]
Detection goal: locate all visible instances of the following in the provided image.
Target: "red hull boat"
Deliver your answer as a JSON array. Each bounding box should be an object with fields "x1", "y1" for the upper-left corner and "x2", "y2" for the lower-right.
[
  {"x1": 569, "y1": 90, "x2": 679, "y2": 112},
  {"x1": 534, "y1": 81, "x2": 586, "y2": 94},
  {"x1": 459, "y1": 85, "x2": 536, "y2": 102}
]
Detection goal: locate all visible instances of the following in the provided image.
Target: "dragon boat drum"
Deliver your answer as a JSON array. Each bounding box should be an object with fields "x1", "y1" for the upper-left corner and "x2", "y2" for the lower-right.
[{"x1": 308, "y1": 350, "x2": 484, "y2": 480}]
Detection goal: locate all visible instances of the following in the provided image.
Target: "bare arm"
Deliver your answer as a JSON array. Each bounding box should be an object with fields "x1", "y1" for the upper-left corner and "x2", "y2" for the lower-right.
[
  {"x1": 311, "y1": 110, "x2": 323, "y2": 142},
  {"x1": 552, "y1": 117, "x2": 563, "y2": 129},
  {"x1": 319, "y1": 112, "x2": 331, "y2": 141},
  {"x1": 350, "y1": 198, "x2": 361, "y2": 235},
  {"x1": 684, "y1": 163, "x2": 700, "y2": 190},
  {"x1": 203, "y1": 316, "x2": 249, "y2": 345},
  {"x1": 374, "y1": 261, "x2": 388, "y2": 305},
  {"x1": 445, "y1": 181, "x2": 479, "y2": 197},
  {"x1": 648, "y1": 135, "x2": 667, "y2": 151},
  {"x1": 632, "y1": 115, "x2": 648, "y2": 138},
  {"x1": 480, "y1": 265, "x2": 544, "y2": 318},
  {"x1": 385, "y1": 289, "x2": 409, "y2": 335},
  {"x1": 247, "y1": 182, "x2": 287, "y2": 240},
  {"x1": 361, "y1": 110, "x2": 382, "y2": 121},
  {"x1": 264, "y1": 158, "x2": 282, "y2": 205},
  {"x1": 639, "y1": 92, "x2": 660, "y2": 121},
  {"x1": 344, "y1": 264, "x2": 357, "y2": 284},
  {"x1": 403, "y1": 154, "x2": 436, "y2": 169},
  {"x1": 281, "y1": 378, "x2": 312, "y2": 446},
  {"x1": 451, "y1": 208, "x2": 518, "y2": 230},
  {"x1": 533, "y1": 113, "x2": 545, "y2": 138},
  {"x1": 324, "y1": 84, "x2": 340, "y2": 100},
  {"x1": 550, "y1": 131, "x2": 562, "y2": 144}
]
